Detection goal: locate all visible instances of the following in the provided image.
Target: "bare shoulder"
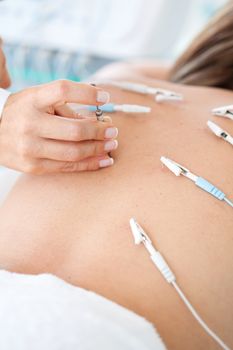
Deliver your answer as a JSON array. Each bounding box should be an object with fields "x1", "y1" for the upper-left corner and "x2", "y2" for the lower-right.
[{"x1": 0, "y1": 78, "x2": 232, "y2": 349}]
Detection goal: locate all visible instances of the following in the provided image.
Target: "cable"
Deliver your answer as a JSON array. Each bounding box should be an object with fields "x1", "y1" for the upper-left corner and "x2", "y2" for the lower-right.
[
  {"x1": 130, "y1": 218, "x2": 231, "y2": 350},
  {"x1": 160, "y1": 157, "x2": 233, "y2": 209},
  {"x1": 226, "y1": 135, "x2": 233, "y2": 146},
  {"x1": 224, "y1": 197, "x2": 233, "y2": 208},
  {"x1": 172, "y1": 282, "x2": 230, "y2": 350},
  {"x1": 84, "y1": 103, "x2": 151, "y2": 114},
  {"x1": 195, "y1": 178, "x2": 233, "y2": 209}
]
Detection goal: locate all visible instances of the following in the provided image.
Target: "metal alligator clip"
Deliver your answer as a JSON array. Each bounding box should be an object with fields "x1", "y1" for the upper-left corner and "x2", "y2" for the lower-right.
[
  {"x1": 207, "y1": 121, "x2": 233, "y2": 146},
  {"x1": 160, "y1": 156, "x2": 233, "y2": 205},
  {"x1": 90, "y1": 82, "x2": 105, "y2": 121},
  {"x1": 154, "y1": 88, "x2": 183, "y2": 103},
  {"x1": 212, "y1": 105, "x2": 233, "y2": 120},
  {"x1": 129, "y1": 218, "x2": 157, "y2": 256},
  {"x1": 160, "y1": 156, "x2": 198, "y2": 182},
  {"x1": 101, "y1": 80, "x2": 183, "y2": 102},
  {"x1": 129, "y1": 218, "x2": 176, "y2": 282},
  {"x1": 95, "y1": 105, "x2": 104, "y2": 121}
]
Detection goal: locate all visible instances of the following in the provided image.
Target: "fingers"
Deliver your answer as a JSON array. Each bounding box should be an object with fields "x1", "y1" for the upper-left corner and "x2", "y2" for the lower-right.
[
  {"x1": 37, "y1": 113, "x2": 118, "y2": 142},
  {"x1": 54, "y1": 104, "x2": 80, "y2": 119},
  {"x1": 28, "y1": 156, "x2": 114, "y2": 174},
  {"x1": 34, "y1": 80, "x2": 110, "y2": 109},
  {"x1": 34, "y1": 138, "x2": 118, "y2": 162}
]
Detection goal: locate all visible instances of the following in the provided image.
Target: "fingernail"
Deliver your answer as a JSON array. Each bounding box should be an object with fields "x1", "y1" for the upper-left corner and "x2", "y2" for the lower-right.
[
  {"x1": 99, "y1": 158, "x2": 114, "y2": 168},
  {"x1": 105, "y1": 127, "x2": 118, "y2": 139},
  {"x1": 104, "y1": 140, "x2": 118, "y2": 151},
  {"x1": 97, "y1": 90, "x2": 110, "y2": 103}
]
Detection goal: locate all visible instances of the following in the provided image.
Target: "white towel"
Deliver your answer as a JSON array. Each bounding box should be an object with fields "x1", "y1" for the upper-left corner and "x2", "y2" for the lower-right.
[{"x1": 0, "y1": 271, "x2": 167, "y2": 350}]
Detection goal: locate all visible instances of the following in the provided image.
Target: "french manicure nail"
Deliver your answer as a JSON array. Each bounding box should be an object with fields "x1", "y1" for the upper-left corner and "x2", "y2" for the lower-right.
[
  {"x1": 105, "y1": 127, "x2": 118, "y2": 139},
  {"x1": 97, "y1": 91, "x2": 110, "y2": 103},
  {"x1": 104, "y1": 140, "x2": 118, "y2": 151},
  {"x1": 99, "y1": 158, "x2": 114, "y2": 168}
]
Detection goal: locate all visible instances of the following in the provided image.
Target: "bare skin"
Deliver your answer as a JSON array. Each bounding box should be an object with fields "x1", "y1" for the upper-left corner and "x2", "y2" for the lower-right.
[
  {"x1": 0, "y1": 38, "x2": 11, "y2": 88},
  {"x1": 94, "y1": 60, "x2": 171, "y2": 81},
  {"x1": 0, "y1": 73, "x2": 232, "y2": 350}
]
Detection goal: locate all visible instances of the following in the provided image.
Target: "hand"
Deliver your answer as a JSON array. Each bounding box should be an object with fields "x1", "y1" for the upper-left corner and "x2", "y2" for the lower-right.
[
  {"x1": 0, "y1": 80, "x2": 118, "y2": 174},
  {"x1": 0, "y1": 38, "x2": 11, "y2": 88}
]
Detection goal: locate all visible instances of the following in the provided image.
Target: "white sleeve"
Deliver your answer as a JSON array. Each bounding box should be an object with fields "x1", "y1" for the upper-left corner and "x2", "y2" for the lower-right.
[{"x1": 0, "y1": 88, "x2": 11, "y2": 120}]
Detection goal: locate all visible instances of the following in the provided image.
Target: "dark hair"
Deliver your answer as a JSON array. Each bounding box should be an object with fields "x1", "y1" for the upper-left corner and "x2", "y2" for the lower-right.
[{"x1": 169, "y1": 1, "x2": 233, "y2": 90}]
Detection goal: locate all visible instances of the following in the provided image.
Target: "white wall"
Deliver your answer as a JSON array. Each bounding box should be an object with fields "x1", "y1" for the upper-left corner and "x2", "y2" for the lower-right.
[{"x1": 0, "y1": 0, "x2": 228, "y2": 59}]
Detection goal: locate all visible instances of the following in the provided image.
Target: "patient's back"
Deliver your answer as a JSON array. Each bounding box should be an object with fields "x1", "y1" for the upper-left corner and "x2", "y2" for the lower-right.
[{"x1": 0, "y1": 78, "x2": 232, "y2": 350}]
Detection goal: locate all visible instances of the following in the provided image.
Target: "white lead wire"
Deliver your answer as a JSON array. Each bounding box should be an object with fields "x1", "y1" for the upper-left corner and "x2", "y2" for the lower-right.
[
  {"x1": 130, "y1": 218, "x2": 231, "y2": 350},
  {"x1": 172, "y1": 282, "x2": 230, "y2": 350},
  {"x1": 226, "y1": 135, "x2": 233, "y2": 146},
  {"x1": 224, "y1": 197, "x2": 233, "y2": 208}
]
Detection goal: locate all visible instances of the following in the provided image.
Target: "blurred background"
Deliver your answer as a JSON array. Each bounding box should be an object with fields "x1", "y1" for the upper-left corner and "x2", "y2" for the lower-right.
[{"x1": 0, "y1": 0, "x2": 228, "y2": 91}]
